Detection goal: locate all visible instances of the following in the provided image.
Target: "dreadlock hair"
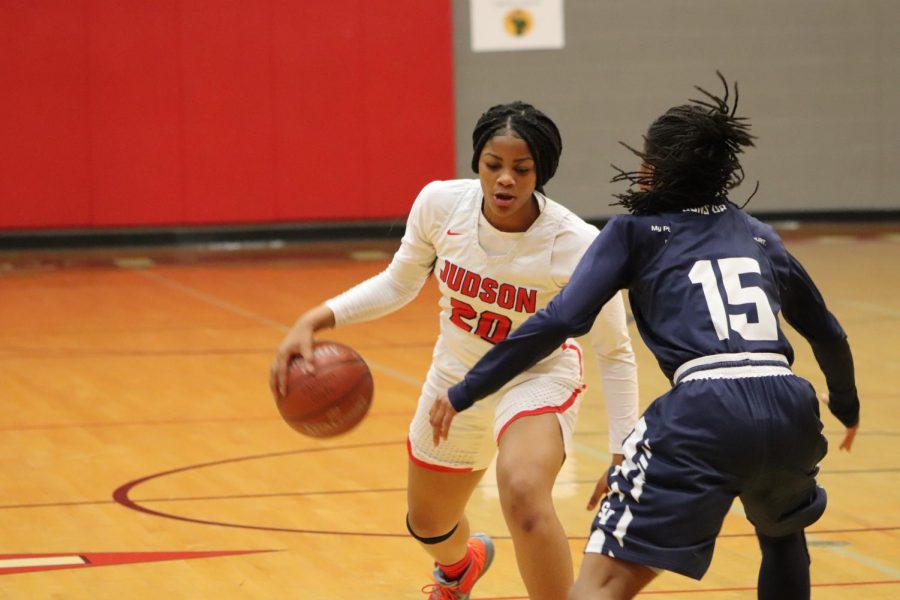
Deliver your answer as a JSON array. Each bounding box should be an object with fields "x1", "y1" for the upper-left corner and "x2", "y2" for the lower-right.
[
  {"x1": 471, "y1": 101, "x2": 563, "y2": 193},
  {"x1": 611, "y1": 72, "x2": 758, "y2": 215}
]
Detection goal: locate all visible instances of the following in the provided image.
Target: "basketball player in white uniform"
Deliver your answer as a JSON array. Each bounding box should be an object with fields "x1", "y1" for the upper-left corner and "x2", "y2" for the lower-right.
[{"x1": 270, "y1": 101, "x2": 639, "y2": 599}]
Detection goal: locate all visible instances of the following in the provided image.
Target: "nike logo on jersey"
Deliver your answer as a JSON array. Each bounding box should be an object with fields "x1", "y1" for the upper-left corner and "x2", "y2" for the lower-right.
[{"x1": 446, "y1": 230, "x2": 464, "y2": 236}]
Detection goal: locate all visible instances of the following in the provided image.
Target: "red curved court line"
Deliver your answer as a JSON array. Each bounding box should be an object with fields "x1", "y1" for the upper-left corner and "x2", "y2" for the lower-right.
[
  {"x1": 112, "y1": 440, "x2": 900, "y2": 541},
  {"x1": 112, "y1": 440, "x2": 413, "y2": 538}
]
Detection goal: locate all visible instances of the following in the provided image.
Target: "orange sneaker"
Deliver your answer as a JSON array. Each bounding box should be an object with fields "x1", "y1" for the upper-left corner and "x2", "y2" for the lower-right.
[{"x1": 422, "y1": 533, "x2": 495, "y2": 600}]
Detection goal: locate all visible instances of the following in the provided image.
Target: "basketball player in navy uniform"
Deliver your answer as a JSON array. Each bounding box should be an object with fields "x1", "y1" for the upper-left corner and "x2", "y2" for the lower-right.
[
  {"x1": 430, "y1": 74, "x2": 860, "y2": 599},
  {"x1": 271, "y1": 101, "x2": 639, "y2": 599}
]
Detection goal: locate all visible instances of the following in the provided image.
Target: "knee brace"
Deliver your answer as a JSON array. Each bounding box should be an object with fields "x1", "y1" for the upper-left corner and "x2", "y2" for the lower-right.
[{"x1": 406, "y1": 513, "x2": 458, "y2": 545}]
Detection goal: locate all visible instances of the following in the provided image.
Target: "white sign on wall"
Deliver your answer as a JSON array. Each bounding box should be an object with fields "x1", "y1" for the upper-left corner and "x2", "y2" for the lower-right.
[{"x1": 470, "y1": 0, "x2": 565, "y2": 52}]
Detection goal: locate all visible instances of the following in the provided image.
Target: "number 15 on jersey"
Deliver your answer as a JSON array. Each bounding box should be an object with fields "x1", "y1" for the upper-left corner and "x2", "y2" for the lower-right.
[{"x1": 689, "y1": 257, "x2": 778, "y2": 342}]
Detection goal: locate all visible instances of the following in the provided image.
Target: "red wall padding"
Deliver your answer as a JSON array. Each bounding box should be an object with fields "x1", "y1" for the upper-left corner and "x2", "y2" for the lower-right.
[{"x1": 0, "y1": 0, "x2": 455, "y2": 230}]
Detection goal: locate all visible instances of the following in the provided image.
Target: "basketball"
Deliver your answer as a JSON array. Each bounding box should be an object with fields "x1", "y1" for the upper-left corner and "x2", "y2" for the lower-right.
[{"x1": 276, "y1": 341, "x2": 374, "y2": 438}]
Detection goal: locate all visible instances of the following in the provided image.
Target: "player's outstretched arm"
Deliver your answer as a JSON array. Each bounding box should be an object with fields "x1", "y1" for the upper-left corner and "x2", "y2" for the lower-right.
[
  {"x1": 270, "y1": 304, "x2": 336, "y2": 400},
  {"x1": 448, "y1": 222, "x2": 632, "y2": 411}
]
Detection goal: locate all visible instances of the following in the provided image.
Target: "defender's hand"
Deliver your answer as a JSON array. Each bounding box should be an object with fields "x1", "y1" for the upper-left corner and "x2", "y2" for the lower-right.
[
  {"x1": 429, "y1": 392, "x2": 458, "y2": 447},
  {"x1": 819, "y1": 392, "x2": 859, "y2": 451},
  {"x1": 587, "y1": 453, "x2": 625, "y2": 511}
]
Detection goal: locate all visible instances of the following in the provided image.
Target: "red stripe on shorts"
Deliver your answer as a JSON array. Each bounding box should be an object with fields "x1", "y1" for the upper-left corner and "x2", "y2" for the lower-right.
[
  {"x1": 561, "y1": 342, "x2": 584, "y2": 378},
  {"x1": 406, "y1": 437, "x2": 473, "y2": 472},
  {"x1": 495, "y1": 386, "x2": 582, "y2": 444}
]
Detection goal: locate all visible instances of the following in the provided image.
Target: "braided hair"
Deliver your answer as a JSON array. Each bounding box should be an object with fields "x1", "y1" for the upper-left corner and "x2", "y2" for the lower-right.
[
  {"x1": 611, "y1": 72, "x2": 757, "y2": 215},
  {"x1": 471, "y1": 101, "x2": 563, "y2": 193}
]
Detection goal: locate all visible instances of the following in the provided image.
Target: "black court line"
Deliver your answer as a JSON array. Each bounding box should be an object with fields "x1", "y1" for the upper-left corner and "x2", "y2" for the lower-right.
[
  {"x1": 0, "y1": 348, "x2": 272, "y2": 358},
  {"x1": 4, "y1": 469, "x2": 900, "y2": 512},
  {"x1": 479, "y1": 578, "x2": 900, "y2": 599},
  {"x1": 2, "y1": 412, "x2": 894, "y2": 440},
  {"x1": 0, "y1": 340, "x2": 432, "y2": 359},
  {"x1": 0, "y1": 411, "x2": 411, "y2": 433}
]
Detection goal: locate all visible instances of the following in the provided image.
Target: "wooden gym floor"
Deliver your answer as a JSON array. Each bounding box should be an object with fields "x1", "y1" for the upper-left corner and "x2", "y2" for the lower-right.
[{"x1": 1, "y1": 222, "x2": 898, "y2": 599}]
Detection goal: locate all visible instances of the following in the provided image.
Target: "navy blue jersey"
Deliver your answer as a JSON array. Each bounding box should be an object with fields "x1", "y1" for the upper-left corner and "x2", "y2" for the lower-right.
[{"x1": 450, "y1": 201, "x2": 859, "y2": 426}]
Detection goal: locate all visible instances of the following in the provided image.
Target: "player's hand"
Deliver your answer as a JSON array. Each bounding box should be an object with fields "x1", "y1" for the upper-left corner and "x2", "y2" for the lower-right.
[
  {"x1": 270, "y1": 325, "x2": 316, "y2": 401},
  {"x1": 838, "y1": 424, "x2": 859, "y2": 451},
  {"x1": 586, "y1": 453, "x2": 624, "y2": 511},
  {"x1": 818, "y1": 392, "x2": 859, "y2": 451},
  {"x1": 269, "y1": 305, "x2": 336, "y2": 401},
  {"x1": 585, "y1": 474, "x2": 609, "y2": 512},
  {"x1": 429, "y1": 392, "x2": 458, "y2": 447}
]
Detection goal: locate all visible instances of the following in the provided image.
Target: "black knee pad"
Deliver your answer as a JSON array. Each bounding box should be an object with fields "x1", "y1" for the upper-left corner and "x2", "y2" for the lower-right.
[
  {"x1": 746, "y1": 487, "x2": 827, "y2": 538},
  {"x1": 406, "y1": 513, "x2": 458, "y2": 545}
]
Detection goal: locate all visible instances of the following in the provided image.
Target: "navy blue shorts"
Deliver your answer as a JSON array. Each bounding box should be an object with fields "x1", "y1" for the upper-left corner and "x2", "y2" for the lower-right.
[{"x1": 585, "y1": 373, "x2": 827, "y2": 579}]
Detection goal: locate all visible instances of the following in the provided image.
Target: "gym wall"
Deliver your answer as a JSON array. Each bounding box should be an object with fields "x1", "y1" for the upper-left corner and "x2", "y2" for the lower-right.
[
  {"x1": 452, "y1": 0, "x2": 900, "y2": 219},
  {"x1": 0, "y1": 1, "x2": 454, "y2": 231},
  {"x1": 2, "y1": 1, "x2": 897, "y2": 235}
]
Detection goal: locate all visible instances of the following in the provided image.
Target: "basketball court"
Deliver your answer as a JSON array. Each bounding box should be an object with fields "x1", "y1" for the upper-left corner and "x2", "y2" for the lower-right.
[{"x1": 0, "y1": 222, "x2": 897, "y2": 599}]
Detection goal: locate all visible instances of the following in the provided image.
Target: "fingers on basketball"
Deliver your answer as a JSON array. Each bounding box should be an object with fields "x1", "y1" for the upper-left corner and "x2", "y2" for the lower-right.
[{"x1": 275, "y1": 341, "x2": 373, "y2": 438}]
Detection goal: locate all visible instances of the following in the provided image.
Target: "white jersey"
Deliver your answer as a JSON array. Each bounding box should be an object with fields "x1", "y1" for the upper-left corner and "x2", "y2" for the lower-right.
[{"x1": 326, "y1": 179, "x2": 638, "y2": 452}]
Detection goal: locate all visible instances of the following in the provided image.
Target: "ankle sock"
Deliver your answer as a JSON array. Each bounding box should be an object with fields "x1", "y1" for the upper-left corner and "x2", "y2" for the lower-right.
[{"x1": 438, "y1": 546, "x2": 473, "y2": 580}]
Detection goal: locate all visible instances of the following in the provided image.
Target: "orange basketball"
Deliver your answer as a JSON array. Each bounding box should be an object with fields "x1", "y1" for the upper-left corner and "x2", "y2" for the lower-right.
[{"x1": 276, "y1": 341, "x2": 373, "y2": 438}]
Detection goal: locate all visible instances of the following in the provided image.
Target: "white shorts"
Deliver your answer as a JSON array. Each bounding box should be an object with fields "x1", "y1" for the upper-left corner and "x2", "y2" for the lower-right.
[{"x1": 407, "y1": 344, "x2": 585, "y2": 472}]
